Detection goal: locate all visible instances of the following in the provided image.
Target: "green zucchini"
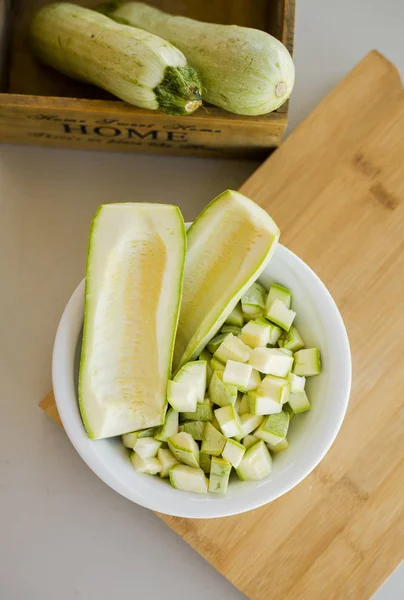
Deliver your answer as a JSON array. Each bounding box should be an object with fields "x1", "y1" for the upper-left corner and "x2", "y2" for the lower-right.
[{"x1": 30, "y1": 3, "x2": 202, "y2": 115}]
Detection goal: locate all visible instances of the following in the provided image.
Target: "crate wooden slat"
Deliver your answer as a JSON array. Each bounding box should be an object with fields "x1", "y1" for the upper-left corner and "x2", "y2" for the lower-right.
[
  {"x1": 0, "y1": 0, "x2": 295, "y2": 157},
  {"x1": 40, "y1": 51, "x2": 404, "y2": 599}
]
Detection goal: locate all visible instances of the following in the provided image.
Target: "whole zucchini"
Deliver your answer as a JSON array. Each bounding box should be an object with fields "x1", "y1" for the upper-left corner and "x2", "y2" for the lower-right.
[
  {"x1": 30, "y1": 3, "x2": 202, "y2": 115},
  {"x1": 98, "y1": 2, "x2": 295, "y2": 116}
]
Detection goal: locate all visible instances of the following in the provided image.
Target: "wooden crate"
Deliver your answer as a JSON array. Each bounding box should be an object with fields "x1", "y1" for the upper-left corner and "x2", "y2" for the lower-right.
[{"x1": 0, "y1": 0, "x2": 295, "y2": 158}]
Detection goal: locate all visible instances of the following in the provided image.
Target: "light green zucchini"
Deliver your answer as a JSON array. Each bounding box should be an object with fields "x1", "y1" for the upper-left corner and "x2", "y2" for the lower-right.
[{"x1": 30, "y1": 3, "x2": 202, "y2": 115}]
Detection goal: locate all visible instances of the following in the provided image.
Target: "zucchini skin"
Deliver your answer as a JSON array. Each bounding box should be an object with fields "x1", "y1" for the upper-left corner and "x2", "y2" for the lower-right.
[{"x1": 30, "y1": 3, "x2": 202, "y2": 115}]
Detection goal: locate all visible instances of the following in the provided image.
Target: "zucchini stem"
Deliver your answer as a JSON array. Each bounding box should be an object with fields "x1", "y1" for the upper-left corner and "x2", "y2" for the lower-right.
[{"x1": 154, "y1": 66, "x2": 202, "y2": 115}]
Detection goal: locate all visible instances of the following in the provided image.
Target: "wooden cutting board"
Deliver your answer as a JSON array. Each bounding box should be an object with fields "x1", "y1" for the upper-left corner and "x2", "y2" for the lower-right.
[{"x1": 40, "y1": 51, "x2": 404, "y2": 600}]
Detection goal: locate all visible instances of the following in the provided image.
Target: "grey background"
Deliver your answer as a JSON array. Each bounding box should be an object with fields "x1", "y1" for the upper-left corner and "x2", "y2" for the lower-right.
[{"x1": 1, "y1": 0, "x2": 403, "y2": 598}]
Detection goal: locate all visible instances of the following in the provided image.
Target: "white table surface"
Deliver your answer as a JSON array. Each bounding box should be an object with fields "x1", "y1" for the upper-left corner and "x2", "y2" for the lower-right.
[{"x1": 1, "y1": 1, "x2": 403, "y2": 598}]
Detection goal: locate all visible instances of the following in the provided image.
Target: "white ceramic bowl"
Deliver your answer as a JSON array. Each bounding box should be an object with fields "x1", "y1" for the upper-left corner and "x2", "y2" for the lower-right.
[{"x1": 52, "y1": 243, "x2": 351, "y2": 519}]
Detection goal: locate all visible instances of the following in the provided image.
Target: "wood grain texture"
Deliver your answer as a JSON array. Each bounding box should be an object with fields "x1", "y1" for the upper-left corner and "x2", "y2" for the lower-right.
[
  {"x1": 0, "y1": 0, "x2": 291, "y2": 156},
  {"x1": 39, "y1": 51, "x2": 404, "y2": 599},
  {"x1": 0, "y1": 93, "x2": 286, "y2": 158}
]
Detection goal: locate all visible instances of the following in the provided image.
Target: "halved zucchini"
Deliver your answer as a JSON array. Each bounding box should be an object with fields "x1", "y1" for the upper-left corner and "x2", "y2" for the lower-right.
[
  {"x1": 79, "y1": 203, "x2": 186, "y2": 439},
  {"x1": 173, "y1": 190, "x2": 279, "y2": 371}
]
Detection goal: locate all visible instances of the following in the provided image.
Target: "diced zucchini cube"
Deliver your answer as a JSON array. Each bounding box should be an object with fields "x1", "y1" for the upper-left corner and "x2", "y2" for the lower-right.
[
  {"x1": 292, "y1": 348, "x2": 322, "y2": 376},
  {"x1": 259, "y1": 375, "x2": 290, "y2": 404},
  {"x1": 123, "y1": 427, "x2": 157, "y2": 448},
  {"x1": 281, "y1": 325, "x2": 305, "y2": 351},
  {"x1": 213, "y1": 333, "x2": 252, "y2": 364},
  {"x1": 266, "y1": 298, "x2": 296, "y2": 331},
  {"x1": 157, "y1": 448, "x2": 179, "y2": 478},
  {"x1": 268, "y1": 437, "x2": 289, "y2": 453},
  {"x1": 240, "y1": 413, "x2": 264, "y2": 436},
  {"x1": 268, "y1": 323, "x2": 283, "y2": 345},
  {"x1": 210, "y1": 411, "x2": 222, "y2": 432},
  {"x1": 134, "y1": 437, "x2": 162, "y2": 459},
  {"x1": 130, "y1": 452, "x2": 161, "y2": 475},
  {"x1": 241, "y1": 282, "x2": 267, "y2": 318},
  {"x1": 222, "y1": 438, "x2": 246, "y2": 468},
  {"x1": 199, "y1": 349, "x2": 213, "y2": 388},
  {"x1": 181, "y1": 401, "x2": 213, "y2": 422},
  {"x1": 255, "y1": 411, "x2": 290, "y2": 446},
  {"x1": 279, "y1": 347, "x2": 293, "y2": 356},
  {"x1": 209, "y1": 371, "x2": 238, "y2": 407},
  {"x1": 223, "y1": 360, "x2": 253, "y2": 389},
  {"x1": 214, "y1": 404, "x2": 243, "y2": 438},
  {"x1": 122, "y1": 432, "x2": 139, "y2": 449},
  {"x1": 225, "y1": 302, "x2": 245, "y2": 327},
  {"x1": 236, "y1": 441, "x2": 272, "y2": 481},
  {"x1": 169, "y1": 465, "x2": 208, "y2": 494},
  {"x1": 288, "y1": 390, "x2": 311, "y2": 413},
  {"x1": 207, "y1": 333, "x2": 228, "y2": 355},
  {"x1": 238, "y1": 393, "x2": 250, "y2": 416},
  {"x1": 201, "y1": 422, "x2": 226, "y2": 456},
  {"x1": 167, "y1": 380, "x2": 197, "y2": 413},
  {"x1": 249, "y1": 347, "x2": 293, "y2": 377},
  {"x1": 138, "y1": 427, "x2": 158, "y2": 438},
  {"x1": 179, "y1": 420, "x2": 206, "y2": 441},
  {"x1": 239, "y1": 318, "x2": 271, "y2": 348},
  {"x1": 283, "y1": 402, "x2": 296, "y2": 421},
  {"x1": 210, "y1": 356, "x2": 225, "y2": 372},
  {"x1": 248, "y1": 375, "x2": 289, "y2": 415},
  {"x1": 154, "y1": 408, "x2": 179, "y2": 442},
  {"x1": 234, "y1": 392, "x2": 242, "y2": 413},
  {"x1": 175, "y1": 360, "x2": 207, "y2": 403},
  {"x1": 238, "y1": 368, "x2": 261, "y2": 393},
  {"x1": 221, "y1": 324, "x2": 242, "y2": 335},
  {"x1": 242, "y1": 434, "x2": 261, "y2": 450},
  {"x1": 248, "y1": 391, "x2": 282, "y2": 416},
  {"x1": 241, "y1": 283, "x2": 266, "y2": 312},
  {"x1": 199, "y1": 452, "x2": 212, "y2": 474},
  {"x1": 208, "y1": 457, "x2": 232, "y2": 494},
  {"x1": 266, "y1": 283, "x2": 292, "y2": 310},
  {"x1": 199, "y1": 349, "x2": 212, "y2": 362},
  {"x1": 243, "y1": 305, "x2": 264, "y2": 320},
  {"x1": 167, "y1": 432, "x2": 200, "y2": 468},
  {"x1": 288, "y1": 372, "x2": 306, "y2": 393}
]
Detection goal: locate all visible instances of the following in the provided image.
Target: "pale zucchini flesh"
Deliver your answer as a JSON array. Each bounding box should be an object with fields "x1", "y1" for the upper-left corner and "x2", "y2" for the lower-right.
[
  {"x1": 167, "y1": 432, "x2": 200, "y2": 468},
  {"x1": 180, "y1": 401, "x2": 213, "y2": 422},
  {"x1": 79, "y1": 203, "x2": 185, "y2": 440},
  {"x1": 131, "y1": 452, "x2": 161, "y2": 475},
  {"x1": 179, "y1": 420, "x2": 206, "y2": 441},
  {"x1": 134, "y1": 437, "x2": 161, "y2": 458},
  {"x1": 174, "y1": 360, "x2": 207, "y2": 403},
  {"x1": 292, "y1": 348, "x2": 322, "y2": 376},
  {"x1": 208, "y1": 457, "x2": 231, "y2": 494},
  {"x1": 169, "y1": 465, "x2": 208, "y2": 494},
  {"x1": 225, "y1": 302, "x2": 244, "y2": 327},
  {"x1": 214, "y1": 333, "x2": 252, "y2": 364},
  {"x1": 208, "y1": 370, "x2": 238, "y2": 408},
  {"x1": 214, "y1": 405, "x2": 243, "y2": 438},
  {"x1": 266, "y1": 298, "x2": 296, "y2": 331},
  {"x1": 200, "y1": 422, "x2": 226, "y2": 456},
  {"x1": 158, "y1": 448, "x2": 179, "y2": 478},
  {"x1": 222, "y1": 439, "x2": 246, "y2": 468},
  {"x1": 236, "y1": 441, "x2": 272, "y2": 481}
]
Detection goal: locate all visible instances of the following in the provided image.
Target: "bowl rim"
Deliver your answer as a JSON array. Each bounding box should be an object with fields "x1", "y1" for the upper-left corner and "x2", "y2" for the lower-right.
[{"x1": 52, "y1": 243, "x2": 352, "y2": 519}]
